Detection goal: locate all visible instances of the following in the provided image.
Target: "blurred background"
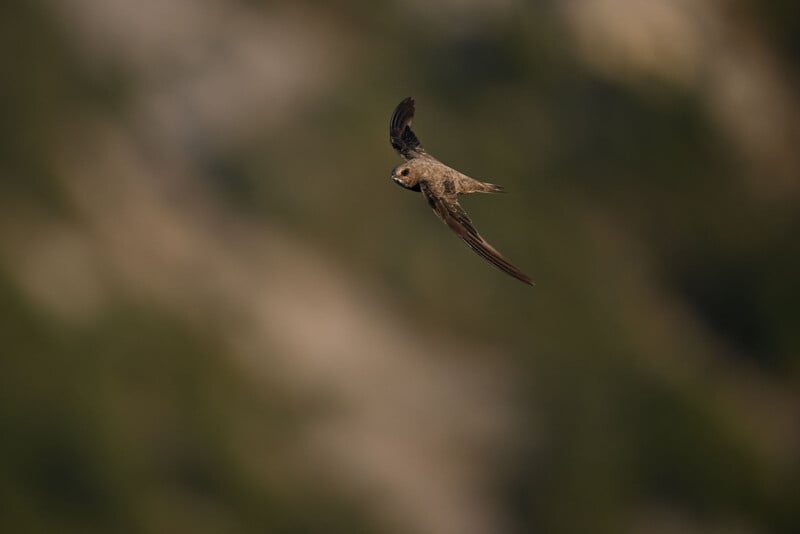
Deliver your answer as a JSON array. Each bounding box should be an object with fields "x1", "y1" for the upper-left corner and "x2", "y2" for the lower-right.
[{"x1": 1, "y1": 1, "x2": 799, "y2": 533}]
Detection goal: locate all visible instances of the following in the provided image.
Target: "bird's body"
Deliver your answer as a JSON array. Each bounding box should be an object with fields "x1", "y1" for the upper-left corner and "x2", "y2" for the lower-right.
[{"x1": 388, "y1": 97, "x2": 534, "y2": 285}]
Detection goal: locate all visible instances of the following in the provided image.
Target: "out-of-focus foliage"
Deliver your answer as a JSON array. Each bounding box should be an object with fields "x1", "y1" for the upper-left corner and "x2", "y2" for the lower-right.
[{"x1": 1, "y1": 1, "x2": 798, "y2": 533}]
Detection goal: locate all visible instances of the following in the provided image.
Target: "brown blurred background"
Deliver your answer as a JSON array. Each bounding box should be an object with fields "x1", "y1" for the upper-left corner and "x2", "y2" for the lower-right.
[{"x1": 1, "y1": 1, "x2": 799, "y2": 533}]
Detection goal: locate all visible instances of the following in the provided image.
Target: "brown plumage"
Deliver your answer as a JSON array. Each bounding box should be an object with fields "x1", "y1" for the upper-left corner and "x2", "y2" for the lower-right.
[{"x1": 389, "y1": 97, "x2": 534, "y2": 286}]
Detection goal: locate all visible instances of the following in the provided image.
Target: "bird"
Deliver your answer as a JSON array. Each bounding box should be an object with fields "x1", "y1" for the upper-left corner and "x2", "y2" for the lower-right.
[{"x1": 388, "y1": 97, "x2": 534, "y2": 285}]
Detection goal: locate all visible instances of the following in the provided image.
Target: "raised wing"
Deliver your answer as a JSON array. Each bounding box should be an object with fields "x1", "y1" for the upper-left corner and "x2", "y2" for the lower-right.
[
  {"x1": 419, "y1": 181, "x2": 534, "y2": 285},
  {"x1": 390, "y1": 97, "x2": 425, "y2": 159}
]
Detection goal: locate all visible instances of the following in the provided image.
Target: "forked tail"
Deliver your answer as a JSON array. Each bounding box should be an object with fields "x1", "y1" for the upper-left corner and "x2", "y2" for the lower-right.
[{"x1": 482, "y1": 182, "x2": 505, "y2": 193}]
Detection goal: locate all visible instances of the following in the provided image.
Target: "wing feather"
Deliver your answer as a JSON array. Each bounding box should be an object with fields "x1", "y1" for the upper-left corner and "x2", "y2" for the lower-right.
[
  {"x1": 389, "y1": 97, "x2": 425, "y2": 159},
  {"x1": 419, "y1": 181, "x2": 534, "y2": 285}
]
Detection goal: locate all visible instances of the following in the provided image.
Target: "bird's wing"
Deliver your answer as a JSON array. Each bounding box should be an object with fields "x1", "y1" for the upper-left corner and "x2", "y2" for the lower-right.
[
  {"x1": 390, "y1": 97, "x2": 425, "y2": 160},
  {"x1": 419, "y1": 181, "x2": 534, "y2": 285}
]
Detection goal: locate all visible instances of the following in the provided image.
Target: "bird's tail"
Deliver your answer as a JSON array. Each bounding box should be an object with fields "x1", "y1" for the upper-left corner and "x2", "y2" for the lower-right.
[
  {"x1": 481, "y1": 182, "x2": 505, "y2": 193},
  {"x1": 458, "y1": 174, "x2": 506, "y2": 194}
]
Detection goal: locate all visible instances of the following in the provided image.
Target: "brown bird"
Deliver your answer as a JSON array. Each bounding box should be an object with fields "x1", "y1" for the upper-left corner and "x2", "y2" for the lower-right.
[{"x1": 389, "y1": 97, "x2": 534, "y2": 285}]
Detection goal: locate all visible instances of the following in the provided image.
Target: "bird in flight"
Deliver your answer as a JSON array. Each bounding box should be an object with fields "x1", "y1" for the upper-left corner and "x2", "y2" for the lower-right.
[{"x1": 389, "y1": 97, "x2": 534, "y2": 285}]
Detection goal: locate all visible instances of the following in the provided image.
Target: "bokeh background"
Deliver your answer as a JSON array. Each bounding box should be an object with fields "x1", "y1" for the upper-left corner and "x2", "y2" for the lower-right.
[{"x1": 2, "y1": 1, "x2": 799, "y2": 533}]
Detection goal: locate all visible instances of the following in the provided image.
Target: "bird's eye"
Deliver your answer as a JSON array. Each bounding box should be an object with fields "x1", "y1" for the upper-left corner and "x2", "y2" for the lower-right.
[{"x1": 401, "y1": 168, "x2": 410, "y2": 176}]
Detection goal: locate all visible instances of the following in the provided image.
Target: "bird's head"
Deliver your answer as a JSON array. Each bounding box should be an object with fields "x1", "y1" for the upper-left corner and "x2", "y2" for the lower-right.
[{"x1": 390, "y1": 163, "x2": 421, "y2": 191}]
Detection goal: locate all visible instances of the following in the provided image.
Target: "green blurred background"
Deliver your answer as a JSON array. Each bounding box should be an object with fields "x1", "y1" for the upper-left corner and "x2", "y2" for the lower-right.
[{"x1": 1, "y1": 1, "x2": 798, "y2": 533}]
